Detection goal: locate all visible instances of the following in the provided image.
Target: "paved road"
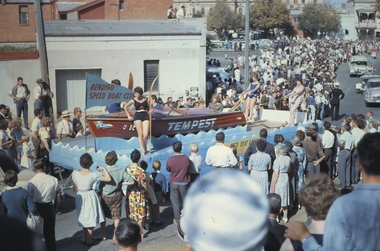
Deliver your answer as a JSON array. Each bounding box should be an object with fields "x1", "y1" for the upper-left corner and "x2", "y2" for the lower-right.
[{"x1": 55, "y1": 51, "x2": 379, "y2": 251}]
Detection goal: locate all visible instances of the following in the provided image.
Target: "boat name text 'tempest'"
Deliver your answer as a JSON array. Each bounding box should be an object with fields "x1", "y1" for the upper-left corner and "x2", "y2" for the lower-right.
[{"x1": 168, "y1": 118, "x2": 217, "y2": 131}]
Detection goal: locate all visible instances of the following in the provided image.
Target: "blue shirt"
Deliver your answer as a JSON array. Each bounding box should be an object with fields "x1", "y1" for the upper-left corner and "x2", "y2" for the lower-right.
[
  {"x1": 1, "y1": 187, "x2": 36, "y2": 224},
  {"x1": 303, "y1": 183, "x2": 380, "y2": 251},
  {"x1": 152, "y1": 171, "x2": 167, "y2": 194}
]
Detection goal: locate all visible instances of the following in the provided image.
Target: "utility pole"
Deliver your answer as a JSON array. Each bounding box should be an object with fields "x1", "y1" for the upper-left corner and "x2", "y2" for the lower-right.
[
  {"x1": 34, "y1": 0, "x2": 49, "y2": 84},
  {"x1": 244, "y1": 0, "x2": 250, "y2": 90}
]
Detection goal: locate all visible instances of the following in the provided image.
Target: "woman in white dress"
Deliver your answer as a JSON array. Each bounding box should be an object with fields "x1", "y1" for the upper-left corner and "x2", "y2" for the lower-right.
[{"x1": 73, "y1": 153, "x2": 111, "y2": 245}]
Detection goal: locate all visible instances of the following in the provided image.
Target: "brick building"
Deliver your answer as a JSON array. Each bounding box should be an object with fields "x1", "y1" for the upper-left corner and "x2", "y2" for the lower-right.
[{"x1": 0, "y1": 0, "x2": 172, "y2": 43}]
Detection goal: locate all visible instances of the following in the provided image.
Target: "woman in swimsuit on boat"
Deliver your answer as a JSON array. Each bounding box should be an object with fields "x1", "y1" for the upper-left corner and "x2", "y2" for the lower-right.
[
  {"x1": 243, "y1": 73, "x2": 261, "y2": 123},
  {"x1": 284, "y1": 78, "x2": 305, "y2": 126},
  {"x1": 124, "y1": 87, "x2": 150, "y2": 155}
]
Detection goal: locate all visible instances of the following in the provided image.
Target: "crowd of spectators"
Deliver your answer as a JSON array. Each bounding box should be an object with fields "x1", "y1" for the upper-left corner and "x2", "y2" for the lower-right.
[{"x1": 2, "y1": 37, "x2": 380, "y2": 251}]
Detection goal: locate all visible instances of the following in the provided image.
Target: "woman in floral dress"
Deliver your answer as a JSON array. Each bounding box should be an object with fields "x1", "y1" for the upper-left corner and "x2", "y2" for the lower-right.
[
  {"x1": 126, "y1": 149, "x2": 149, "y2": 235},
  {"x1": 291, "y1": 135, "x2": 307, "y2": 209}
]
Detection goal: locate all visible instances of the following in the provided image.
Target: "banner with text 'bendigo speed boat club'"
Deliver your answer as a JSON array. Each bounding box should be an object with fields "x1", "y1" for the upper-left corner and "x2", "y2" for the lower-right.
[{"x1": 85, "y1": 73, "x2": 134, "y2": 108}]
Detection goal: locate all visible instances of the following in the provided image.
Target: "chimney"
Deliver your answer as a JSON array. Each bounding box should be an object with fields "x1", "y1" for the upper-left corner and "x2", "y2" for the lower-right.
[{"x1": 342, "y1": 3, "x2": 346, "y2": 10}]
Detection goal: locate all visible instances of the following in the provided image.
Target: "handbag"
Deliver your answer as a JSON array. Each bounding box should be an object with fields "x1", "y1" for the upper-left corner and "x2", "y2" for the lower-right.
[{"x1": 26, "y1": 211, "x2": 44, "y2": 235}]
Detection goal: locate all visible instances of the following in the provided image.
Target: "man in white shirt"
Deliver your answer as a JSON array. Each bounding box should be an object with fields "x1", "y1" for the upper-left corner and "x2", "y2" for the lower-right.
[
  {"x1": 351, "y1": 118, "x2": 365, "y2": 184},
  {"x1": 57, "y1": 110, "x2": 74, "y2": 139},
  {"x1": 205, "y1": 132, "x2": 237, "y2": 168},
  {"x1": 27, "y1": 158, "x2": 60, "y2": 251},
  {"x1": 8, "y1": 77, "x2": 30, "y2": 129},
  {"x1": 321, "y1": 121, "x2": 335, "y2": 179},
  {"x1": 34, "y1": 78, "x2": 48, "y2": 114},
  {"x1": 31, "y1": 109, "x2": 43, "y2": 157},
  {"x1": 176, "y1": 5, "x2": 185, "y2": 19}
]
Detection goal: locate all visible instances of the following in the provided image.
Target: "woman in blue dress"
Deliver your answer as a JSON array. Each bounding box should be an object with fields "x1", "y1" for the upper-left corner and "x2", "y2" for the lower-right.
[
  {"x1": 73, "y1": 153, "x2": 111, "y2": 245},
  {"x1": 243, "y1": 73, "x2": 260, "y2": 123},
  {"x1": 291, "y1": 135, "x2": 306, "y2": 209},
  {"x1": 248, "y1": 139, "x2": 271, "y2": 194}
]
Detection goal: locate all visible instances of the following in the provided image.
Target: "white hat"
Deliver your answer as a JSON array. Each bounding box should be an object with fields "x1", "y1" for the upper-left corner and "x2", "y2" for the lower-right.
[
  {"x1": 334, "y1": 82, "x2": 340, "y2": 87},
  {"x1": 61, "y1": 110, "x2": 70, "y2": 117},
  {"x1": 180, "y1": 169, "x2": 269, "y2": 251}
]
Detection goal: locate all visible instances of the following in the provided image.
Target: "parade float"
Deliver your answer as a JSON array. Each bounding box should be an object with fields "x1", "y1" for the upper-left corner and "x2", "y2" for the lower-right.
[{"x1": 50, "y1": 73, "x2": 314, "y2": 182}]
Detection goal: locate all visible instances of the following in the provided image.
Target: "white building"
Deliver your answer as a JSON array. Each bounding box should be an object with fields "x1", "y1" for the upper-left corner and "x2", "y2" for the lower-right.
[
  {"x1": 335, "y1": 0, "x2": 380, "y2": 41},
  {"x1": 44, "y1": 19, "x2": 206, "y2": 115}
]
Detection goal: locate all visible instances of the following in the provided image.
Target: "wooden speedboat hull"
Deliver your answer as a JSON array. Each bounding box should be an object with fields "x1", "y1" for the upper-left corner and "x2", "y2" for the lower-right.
[{"x1": 86, "y1": 108, "x2": 246, "y2": 139}]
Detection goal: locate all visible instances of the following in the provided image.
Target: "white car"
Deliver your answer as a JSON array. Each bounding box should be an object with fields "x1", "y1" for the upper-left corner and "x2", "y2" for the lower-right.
[
  {"x1": 364, "y1": 78, "x2": 380, "y2": 107},
  {"x1": 349, "y1": 55, "x2": 368, "y2": 77}
]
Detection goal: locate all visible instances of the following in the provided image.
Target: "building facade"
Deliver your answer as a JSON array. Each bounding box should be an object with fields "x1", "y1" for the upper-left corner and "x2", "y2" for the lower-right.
[
  {"x1": 44, "y1": 19, "x2": 206, "y2": 115},
  {"x1": 0, "y1": 0, "x2": 172, "y2": 43}
]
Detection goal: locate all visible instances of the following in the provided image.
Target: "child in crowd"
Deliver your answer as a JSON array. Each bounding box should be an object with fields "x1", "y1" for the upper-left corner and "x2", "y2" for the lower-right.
[
  {"x1": 151, "y1": 160, "x2": 167, "y2": 226},
  {"x1": 139, "y1": 160, "x2": 157, "y2": 230},
  {"x1": 188, "y1": 143, "x2": 202, "y2": 183},
  {"x1": 230, "y1": 144, "x2": 242, "y2": 170},
  {"x1": 20, "y1": 134, "x2": 35, "y2": 170}
]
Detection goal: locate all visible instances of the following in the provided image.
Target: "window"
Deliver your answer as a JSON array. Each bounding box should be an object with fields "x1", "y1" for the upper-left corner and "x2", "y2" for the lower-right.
[
  {"x1": 239, "y1": 8, "x2": 242, "y2": 14},
  {"x1": 201, "y1": 8, "x2": 205, "y2": 16},
  {"x1": 192, "y1": 8, "x2": 195, "y2": 15},
  {"x1": 302, "y1": 0, "x2": 305, "y2": 3},
  {"x1": 144, "y1": 60, "x2": 159, "y2": 92},
  {"x1": 19, "y1": 6, "x2": 28, "y2": 24},
  {"x1": 293, "y1": 17, "x2": 298, "y2": 23},
  {"x1": 210, "y1": 8, "x2": 213, "y2": 13},
  {"x1": 59, "y1": 13, "x2": 67, "y2": 20},
  {"x1": 119, "y1": 0, "x2": 124, "y2": 10}
]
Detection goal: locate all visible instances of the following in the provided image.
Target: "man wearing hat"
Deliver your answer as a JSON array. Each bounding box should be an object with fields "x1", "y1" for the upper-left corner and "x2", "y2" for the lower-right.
[
  {"x1": 8, "y1": 77, "x2": 30, "y2": 129},
  {"x1": 56, "y1": 110, "x2": 73, "y2": 139},
  {"x1": 329, "y1": 82, "x2": 345, "y2": 121},
  {"x1": 34, "y1": 78, "x2": 52, "y2": 117}
]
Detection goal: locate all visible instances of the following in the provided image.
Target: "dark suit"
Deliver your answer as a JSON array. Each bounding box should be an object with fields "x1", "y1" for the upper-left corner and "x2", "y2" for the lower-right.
[
  {"x1": 244, "y1": 139, "x2": 275, "y2": 166},
  {"x1": 268, "y1": 217, "x2": 288, "y2": 246},
  {"x1": 329, "y1": 87, "x2": 345, "y2": 120}
]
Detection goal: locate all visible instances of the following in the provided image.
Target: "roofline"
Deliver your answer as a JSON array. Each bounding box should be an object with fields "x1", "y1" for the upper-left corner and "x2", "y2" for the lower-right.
[
  {"x1": 45, "y1": 32, "x2": 202, "y2": 37},
  {"x1": 73, "y1": 0, "x2": 104, "y2": 12}
]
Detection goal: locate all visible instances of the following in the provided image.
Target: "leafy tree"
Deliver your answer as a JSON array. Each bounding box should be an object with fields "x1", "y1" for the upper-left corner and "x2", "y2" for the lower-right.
[
  {"x1": 206, "y1": 34, "x2": 215, "y2": 54},
  {"x1": 249, "y1": 0, "x2": 290, "y2": 38},
  {"x1": 374, "y1": 0, "x2": 380, "y2": 13},
  {"x1": 298, "y1": 3, "x2": 341, "y2": 38},
  {"x1": 207, "y1": 0, "x2": 243, "y2": 39}
]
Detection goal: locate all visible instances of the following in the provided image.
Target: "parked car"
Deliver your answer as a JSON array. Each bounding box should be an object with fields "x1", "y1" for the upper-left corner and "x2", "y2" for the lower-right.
[
  {"x1": 356, "y1": 74, "x2": 380, "y2": 94},
  {"x1": 364, "y1": 78, "x2": 380, "y2": 107},
  {"x1": 349, "y1": 55, "x2": 368, "y2": 77}
]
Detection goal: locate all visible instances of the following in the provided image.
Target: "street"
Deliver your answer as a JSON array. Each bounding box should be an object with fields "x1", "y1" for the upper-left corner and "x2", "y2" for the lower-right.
[{"x1": 54, "y1": 50, "x2": 379, "y2": 251}]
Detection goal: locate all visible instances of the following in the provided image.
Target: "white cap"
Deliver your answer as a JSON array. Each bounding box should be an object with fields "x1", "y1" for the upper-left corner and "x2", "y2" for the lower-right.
[
  {"x1": 334, "y1": 82, "x2": 340, "y2": 87},
  {"x1": 181, "y1": 169, "x2": 269, "y2": 251}
]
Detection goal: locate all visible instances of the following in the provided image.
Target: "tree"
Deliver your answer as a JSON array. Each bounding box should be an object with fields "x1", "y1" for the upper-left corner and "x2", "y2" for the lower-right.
[
  {"x1": 374, "y1": 0, "x2": 380, "y2": 13},
  {"x1": 298, "y1": 3, "x2": 341, "y2": 38},
  {"x1": 249, "y1": 0, "x2": 290, "y2": 38},
  {"x1": 207, "y1": 0, "x2": 243, "y2": 39}
]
